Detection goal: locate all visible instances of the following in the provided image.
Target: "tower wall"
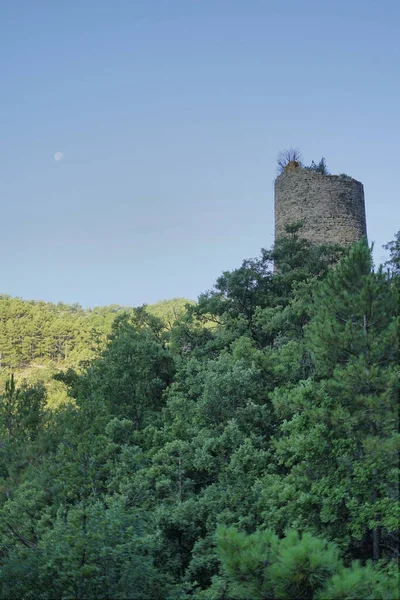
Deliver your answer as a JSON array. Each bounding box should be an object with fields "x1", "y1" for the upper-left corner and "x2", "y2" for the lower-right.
[{"x1": 274, "y1": 169, "x2": 367, "y2": 246}]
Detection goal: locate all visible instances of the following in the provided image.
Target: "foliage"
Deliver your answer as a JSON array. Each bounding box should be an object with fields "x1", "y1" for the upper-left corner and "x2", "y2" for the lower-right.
[
  {"x1": 384, "y1": 230, "x2": 400, "y2": 275},
  {"x1": 276, "y1": 150, "x2": 330, "y2": 175},
  {"x1": 0, "y1": 230, "x2": 398, "y2": 598},
  {"x1": 216, "y1": 526, "x2": 398, "y2": 600},
  {"x1": 0, "y1": 296, "x2": 191, "y2": 408},
  {"x1": 305, "y1": 157, "x2": 329, "y2": 174}
]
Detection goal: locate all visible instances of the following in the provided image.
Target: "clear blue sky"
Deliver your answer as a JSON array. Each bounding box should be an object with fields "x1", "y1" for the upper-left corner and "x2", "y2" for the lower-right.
[{"x1": 1, "y1": 1, "x2": 399, "y2": 307}]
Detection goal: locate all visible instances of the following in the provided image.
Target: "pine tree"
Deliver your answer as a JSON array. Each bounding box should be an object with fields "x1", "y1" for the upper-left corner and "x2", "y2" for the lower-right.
[{"x1": 266, "y1": 241, "x2": 399, "y2": 561}]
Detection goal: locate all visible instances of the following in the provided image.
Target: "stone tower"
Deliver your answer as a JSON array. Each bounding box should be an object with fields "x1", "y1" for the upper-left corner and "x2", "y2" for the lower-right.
[{"x1": 274, "y1": 165, "x2": 367, "y2": 246}]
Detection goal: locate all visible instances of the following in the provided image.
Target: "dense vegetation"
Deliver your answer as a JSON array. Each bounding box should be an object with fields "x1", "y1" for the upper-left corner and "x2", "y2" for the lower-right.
[
  {"x1": 0, "y1": 227, "x2": 398, "y2": 599},
  {"x1": 0, "y1": 296, "x2": 191, "y2": 407}
]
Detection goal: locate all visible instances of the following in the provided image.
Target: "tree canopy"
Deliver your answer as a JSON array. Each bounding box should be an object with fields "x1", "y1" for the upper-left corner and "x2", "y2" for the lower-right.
[{"x1": 0, "y1": 228, "x2": 398, "y2": 599}]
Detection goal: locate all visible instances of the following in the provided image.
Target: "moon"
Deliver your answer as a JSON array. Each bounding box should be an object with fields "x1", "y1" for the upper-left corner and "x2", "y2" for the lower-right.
[{"x1": 54, "y1": 152, "x2": 64, "y2": 161}]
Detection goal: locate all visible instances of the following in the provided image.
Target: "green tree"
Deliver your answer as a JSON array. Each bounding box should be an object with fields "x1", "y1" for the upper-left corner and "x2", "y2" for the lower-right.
[
  {"x1": 384, "y1": 230, "x2": 400, "y2": 275},
  {"x1": 260, "y1": 241, "x2": 399, "y2": 561},
  {"x1": 71, "y1": 313, "x2": 175, "y2": 427},
  {"x1": 215, "y1": 526, "x2": 397, "y2": 600}
]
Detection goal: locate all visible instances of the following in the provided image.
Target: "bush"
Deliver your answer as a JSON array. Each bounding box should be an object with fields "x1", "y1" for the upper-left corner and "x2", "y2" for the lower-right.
[{"x1": 277, "y1": 148, "x2": 302, "y2": 173}]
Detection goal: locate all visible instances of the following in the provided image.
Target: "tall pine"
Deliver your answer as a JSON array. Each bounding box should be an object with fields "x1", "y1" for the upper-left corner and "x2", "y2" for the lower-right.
[{"x1": 267, "y1": 241, "x2": 399, "y2": 561}]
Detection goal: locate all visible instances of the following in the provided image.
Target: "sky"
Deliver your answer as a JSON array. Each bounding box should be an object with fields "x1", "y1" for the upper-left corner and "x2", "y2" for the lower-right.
[{"x1": 1, "y1": 0, "x2": 399, "y2": 308}]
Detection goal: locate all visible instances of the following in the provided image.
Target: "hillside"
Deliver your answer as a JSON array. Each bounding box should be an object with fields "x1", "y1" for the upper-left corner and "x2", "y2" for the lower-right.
[{"x1": 0, "y1": 295, "x2": 193, "y2": 407}]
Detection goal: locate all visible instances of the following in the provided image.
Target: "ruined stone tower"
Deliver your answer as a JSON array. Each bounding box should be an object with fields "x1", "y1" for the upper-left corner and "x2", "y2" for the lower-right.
[{"x1": 274, "y1": 165, "x2": 367, "y2": 246}]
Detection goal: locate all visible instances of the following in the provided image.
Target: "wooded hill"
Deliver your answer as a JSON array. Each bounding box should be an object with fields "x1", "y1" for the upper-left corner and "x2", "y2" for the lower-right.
[
  {"x1": 0, "y1": 226, "x2": 398, "y2": 599},
  {"x1": 0, "y1": 296, "x2": 192, "y2": 407}
]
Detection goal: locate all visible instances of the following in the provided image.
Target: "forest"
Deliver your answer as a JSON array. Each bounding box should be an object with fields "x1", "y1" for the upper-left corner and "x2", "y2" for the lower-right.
[{"x1": 0, "y1": 225, "x2": 399, "y2": 599}]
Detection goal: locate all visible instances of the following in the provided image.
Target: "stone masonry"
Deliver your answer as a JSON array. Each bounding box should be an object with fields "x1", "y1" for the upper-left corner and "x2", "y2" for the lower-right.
[{"x1": 274, "y1": 167, "x2": 367, "y2": 246}]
